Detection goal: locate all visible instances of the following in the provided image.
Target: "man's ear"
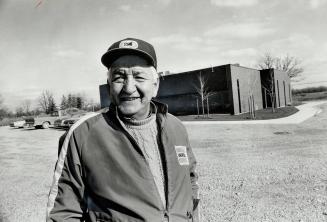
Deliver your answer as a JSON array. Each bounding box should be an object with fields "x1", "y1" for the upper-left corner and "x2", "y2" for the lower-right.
[
  {"x1": 106, "y1": 79, "x2": 113, "y2": 101},
  {"x1": 152, "y1": 78, "x2": 159, "y2": 98},
  {"x1": 106, "y1": 79, "x2": 111, "y2": 91}
]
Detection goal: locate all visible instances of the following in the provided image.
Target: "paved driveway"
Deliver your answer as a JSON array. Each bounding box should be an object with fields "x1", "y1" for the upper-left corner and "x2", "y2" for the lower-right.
[{"x1": 183, "y1": 101, "x2": 327, "y2": 125}]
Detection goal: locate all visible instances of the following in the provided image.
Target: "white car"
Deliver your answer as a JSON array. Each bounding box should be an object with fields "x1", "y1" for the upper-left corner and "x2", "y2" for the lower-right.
[{"x1": 10, "y1": 120, "x2": 26, "y2": 128}]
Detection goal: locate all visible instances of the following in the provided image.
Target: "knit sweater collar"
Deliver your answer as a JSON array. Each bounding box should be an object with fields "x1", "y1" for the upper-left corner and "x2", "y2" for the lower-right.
[
  {"x1": 117, "y1": 102, "x2": 157, "y2": 129},
  {"x1": 122, "y1": 114, "x2": 156, "y2": 129}
]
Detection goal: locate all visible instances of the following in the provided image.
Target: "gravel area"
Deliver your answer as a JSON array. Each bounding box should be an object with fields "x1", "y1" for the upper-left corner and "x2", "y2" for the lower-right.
[{"x1": 0, "y1": 102, "x2": 326, "y2": 221}]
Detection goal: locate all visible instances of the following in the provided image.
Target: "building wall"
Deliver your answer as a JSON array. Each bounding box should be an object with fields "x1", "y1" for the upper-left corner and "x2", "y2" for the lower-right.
[
  {"x1": 260, "y1": 69, "x2": 291, "y2": 108},
  {"x1": 156, "y1": 65, "x2": 232, "y2": 115},
  {"x1": 273, "y1": 69, "x2": 291, "y2": 107},
  {"x1": 229, "y1": 65, "x2": 263, "y2": 115}
]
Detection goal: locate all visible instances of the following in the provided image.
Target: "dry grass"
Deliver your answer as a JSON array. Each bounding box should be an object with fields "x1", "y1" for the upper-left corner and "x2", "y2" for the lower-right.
[
  {"x1": 188, "y1": 103, "x2": 327, "y2": 221},
  {"x1": 0, "y1": 103, "x2": 327, "y2": 221},
  {"x1": 293, "y1": 91, "x2": 327, "y2": 102},
  {"x1": 177, "y1": 106, "x2": 299, "y2": 121},
  {"x1": 0, "y1": 128, "x2": 63, "y2": 222}
]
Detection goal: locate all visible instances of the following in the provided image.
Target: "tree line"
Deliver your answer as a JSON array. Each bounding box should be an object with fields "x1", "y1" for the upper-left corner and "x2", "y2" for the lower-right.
[{"x1": 0, "y1": 90, "x2": 100, "y2": 120}]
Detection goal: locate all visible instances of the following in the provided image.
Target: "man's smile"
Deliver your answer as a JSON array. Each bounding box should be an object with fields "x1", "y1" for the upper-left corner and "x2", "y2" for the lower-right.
[{"x1": 120, "y1": 97, "x2": 140, "y2": 102}]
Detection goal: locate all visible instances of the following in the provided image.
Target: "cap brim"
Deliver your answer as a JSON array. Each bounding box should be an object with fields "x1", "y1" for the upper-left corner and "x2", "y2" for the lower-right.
[{"x1": 101, "y1": 48, "x2": 156, "y2": 69}]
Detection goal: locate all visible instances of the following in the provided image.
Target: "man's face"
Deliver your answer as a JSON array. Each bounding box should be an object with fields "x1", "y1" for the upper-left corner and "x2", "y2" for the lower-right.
[{"x1": 108, "y1": 55, "x2": 159, "y2": 120}]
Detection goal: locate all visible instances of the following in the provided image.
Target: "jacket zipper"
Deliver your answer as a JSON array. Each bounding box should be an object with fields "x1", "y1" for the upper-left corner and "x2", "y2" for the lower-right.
[
  {"x1": 115, "y1": 115, "x2": 167, "y2": 213},
  {"x1": 158, "y1": 128, "x2": 169, "y2": 211},
  {"x1": 158, "y1": 129, "x2": 170, "y2": 222}
]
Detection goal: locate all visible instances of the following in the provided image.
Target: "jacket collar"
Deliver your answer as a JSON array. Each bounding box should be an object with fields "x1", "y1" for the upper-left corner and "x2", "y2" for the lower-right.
[{"x1": 151, "y1": 99, "x2": 168, "y2": 114}]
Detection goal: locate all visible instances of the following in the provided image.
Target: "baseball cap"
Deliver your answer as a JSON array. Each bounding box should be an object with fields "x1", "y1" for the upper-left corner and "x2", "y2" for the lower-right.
[{"x1": 101, "y1": 38, "x2": 157, "y2": 69}]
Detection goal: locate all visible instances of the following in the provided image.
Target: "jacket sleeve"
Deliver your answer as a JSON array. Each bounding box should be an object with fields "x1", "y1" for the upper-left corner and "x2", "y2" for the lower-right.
[
  {"x1": 186, "y1": 134, "x2": 200, "y2": 222},
  {"x1": 46, "y1": 131, "x2": 86, "y2": 221},
  {"x1": 58, "y1": 131, "x2": 68, "y2": 157}
]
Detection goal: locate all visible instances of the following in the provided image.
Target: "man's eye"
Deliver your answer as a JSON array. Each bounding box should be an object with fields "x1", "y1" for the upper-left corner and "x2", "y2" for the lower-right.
[
  {"x1": 112, "y1": 76, "x2": 124, "y2": 82},
  {"x1": 135, "y1": 76, "x2": 146, "y2": 81}
]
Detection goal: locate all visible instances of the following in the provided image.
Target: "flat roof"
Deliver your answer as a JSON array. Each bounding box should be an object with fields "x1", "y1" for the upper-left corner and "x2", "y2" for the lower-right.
[{"x1": 160, "y1": 63, "x2": 260, "y2": 77}]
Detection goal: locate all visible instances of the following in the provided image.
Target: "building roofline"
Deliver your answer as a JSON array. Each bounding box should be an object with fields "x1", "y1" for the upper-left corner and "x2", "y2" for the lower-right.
[
  {"x1": 260, "y1": 68, "x2": 274, "y2": 71},
  {"x1": 229, "y1": 64, "x2": 260, "y2": 71},
  {"x1": 159, "y1": 64, "x2": 230, "y2": 77},
  {"x1": 260, "y1": 68, "x2": 287, "y2": 73},
  {"x1": 159, "y1": 63, "x2": 262, "y2": 78}
]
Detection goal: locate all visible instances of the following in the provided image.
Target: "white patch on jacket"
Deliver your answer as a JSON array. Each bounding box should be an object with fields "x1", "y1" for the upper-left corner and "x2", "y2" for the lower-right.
[{"x1": 174, "y1": 145, "x2": 189, "y2": 165}]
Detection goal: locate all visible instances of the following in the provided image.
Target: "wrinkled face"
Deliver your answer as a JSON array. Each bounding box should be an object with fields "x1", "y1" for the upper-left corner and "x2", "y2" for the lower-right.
[{"x1": 108, "y1": 55, "x2": 159, "y2": 120}]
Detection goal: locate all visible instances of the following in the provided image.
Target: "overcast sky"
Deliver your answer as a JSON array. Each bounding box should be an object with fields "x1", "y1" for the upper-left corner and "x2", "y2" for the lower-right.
[{"x1": 0, "y1": 0, "x2": 326, "y2": 111}]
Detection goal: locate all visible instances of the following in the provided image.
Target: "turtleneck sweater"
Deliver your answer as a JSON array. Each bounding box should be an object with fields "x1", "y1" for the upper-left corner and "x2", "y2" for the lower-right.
[{"x1": 118, "y1": 112, "x2": 166, "y2": 207}]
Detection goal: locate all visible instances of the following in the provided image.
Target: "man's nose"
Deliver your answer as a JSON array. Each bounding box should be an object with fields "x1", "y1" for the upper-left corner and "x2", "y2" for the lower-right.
[{"x1": 123, "y1": 77, "x2": 137, "y2": 94}]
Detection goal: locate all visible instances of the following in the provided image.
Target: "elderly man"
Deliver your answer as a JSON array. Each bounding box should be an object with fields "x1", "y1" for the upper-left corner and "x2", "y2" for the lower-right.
[{"x1": 47, "y1": 38, "x2": 199, "y2": 222}]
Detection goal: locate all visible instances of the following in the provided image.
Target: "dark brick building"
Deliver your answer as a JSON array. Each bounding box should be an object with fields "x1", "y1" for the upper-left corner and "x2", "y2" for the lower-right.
[{"x1": 157, "y1": 64, "x2": 263, "y2": 115}]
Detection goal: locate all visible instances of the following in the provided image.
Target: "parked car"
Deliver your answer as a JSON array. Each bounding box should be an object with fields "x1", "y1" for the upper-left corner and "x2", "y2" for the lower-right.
[
  {"x1": 10, "y1": 120, "x2": 26, "y2": 128},
  {"x1": 61, "y1": 117, "x2": 80, "y2": 129},
  {"x1": 60, "y1": 112, "x2": 96, "y2": 129},
  {"x1": 53, "y1": 117, "x2": 69, "y2": 129},
  {"x1": 24, "y1": 116, "x2": 59, "y2": 129}
]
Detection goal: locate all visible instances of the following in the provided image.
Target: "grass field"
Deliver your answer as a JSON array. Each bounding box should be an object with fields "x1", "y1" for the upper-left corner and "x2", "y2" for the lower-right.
[
  {"x1": 0, "y1": 102, "x2": 327, "y2": 221},
  {"x1": 293, "y1": 91, "x2": 327, "y2": 102},
  {"x1": 178, "y1": 106, "x2": 299, "y2": 121},
  {"x1": 190, "y1": 102, "x2": 327, "y2": 221}
]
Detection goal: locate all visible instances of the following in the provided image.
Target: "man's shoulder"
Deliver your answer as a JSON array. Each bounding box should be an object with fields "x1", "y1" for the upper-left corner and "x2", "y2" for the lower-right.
[
  {"x1": 164, "y1": 113, "x2": 187, "y2": 131},
  {"x1": 68, "y1": 112, "x2": 104, "y2": 136},
  {"x1": 165, "y1": 113, "x2": 182, "y2": 124},
  {"x1": 57, "y1": 112, "x2": 104, "y2": 155}
]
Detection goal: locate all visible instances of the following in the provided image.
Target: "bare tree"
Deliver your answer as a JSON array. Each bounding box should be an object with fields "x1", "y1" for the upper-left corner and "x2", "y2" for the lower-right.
[
  {"x1": 247, "y1": 75, "x2": 260, "y2": 119},
  {"x1": 204, "y1": 92, "x2": 216, "y2": 117},
  {"x1": 258, "y1": 52, "x2": 304, "y2": 79},
  {"x1": 275, "y1": 54, "x2": 304, "y2": 79},
  {"x1": 193, "y1": 72, "x2": 206, "y2": 117},
  {"x1": 22, "y1": 99, "x2": 32, "y2": 115},
  {"x1": 257, "y1": 53, "x2": 301, "y2": 112},
  {"x1": 0, "y1": 94, "x2": 9, "y2": 120},
  {"x1": 261, "y1": 69, "x2": 276, "y2": 113},
  {"x1": 193, "y1": 72, "x2": 216, "y2": 117},
  {"x1": 38, "y1": 90, "x2": 55, "y2": 114},
  {"x1": 258, "y1": 52, "x2": 275, "y2": 70},
  {"x1": 15, "y1": 106, "x2": 24, "y2": 117},
  {"x1": 60, "y1": 95, "x2": 67, "y2": 110},
  {"x1": 0, "y1": 94, "x2": 3, "y2": 108}
]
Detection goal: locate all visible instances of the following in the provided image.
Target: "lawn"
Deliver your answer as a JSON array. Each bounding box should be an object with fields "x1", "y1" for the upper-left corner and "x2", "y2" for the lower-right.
[
  {"x1": 0, "y1": 102, "x2": 327, "y2": 221},
  {"x1": 293, "y1": 91, "x2": 327, "y2": 102},
  {"x1": 188, "y1": 102, "x2": 327, "y2": 221},
  {"x1": 178, "y1": 106, "x2": 299, "y2": 121}
]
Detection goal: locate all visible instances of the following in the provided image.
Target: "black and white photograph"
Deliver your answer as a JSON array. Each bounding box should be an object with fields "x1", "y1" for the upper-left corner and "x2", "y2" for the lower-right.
[{"x1": 0, "y1": 0, "x2": 327, "y2": 221}]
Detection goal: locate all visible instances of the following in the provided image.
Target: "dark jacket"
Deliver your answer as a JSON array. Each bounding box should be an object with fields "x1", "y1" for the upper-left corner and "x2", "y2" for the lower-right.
[{"x1": 47, "y1": 102, "x2": 199, "y2": 222}]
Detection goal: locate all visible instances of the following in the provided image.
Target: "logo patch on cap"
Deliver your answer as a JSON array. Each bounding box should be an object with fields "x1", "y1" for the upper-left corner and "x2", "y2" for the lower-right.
[
  {"x1": 175, "y1": 146, "x2": 189, "y2": 165},
  {"x1": 119, "y1": 40, "x2": 138, "y2": 49}
]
